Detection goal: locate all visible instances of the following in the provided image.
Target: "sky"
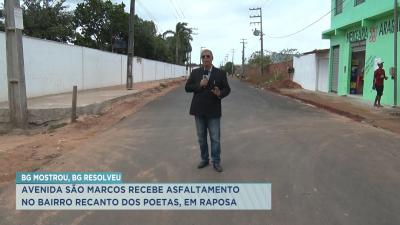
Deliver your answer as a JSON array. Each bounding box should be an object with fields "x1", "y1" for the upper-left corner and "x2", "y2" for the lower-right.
[{"x1": 3, "y1": 0, "x2": 333, "y2": 66}]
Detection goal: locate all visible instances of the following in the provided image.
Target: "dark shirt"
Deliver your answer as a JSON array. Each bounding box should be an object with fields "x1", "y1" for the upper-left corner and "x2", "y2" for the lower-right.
[{"x1": 374, "y1": 68, "x2": 386, "y2": 87}]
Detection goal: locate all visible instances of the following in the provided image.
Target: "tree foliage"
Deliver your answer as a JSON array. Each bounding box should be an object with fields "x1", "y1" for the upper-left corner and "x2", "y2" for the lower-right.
[
  {"x1": 248, "y1": 48, "x2": 300, "y2": 67},
  {"x1": 224, "y1": 62, "x2": 235, "y2": 75},
  {"x1": 267, "y1": 48, "x2": 300, "y2": 63},
  {"x1": 73, "y1": 0, "x2": 127, "y2": 50},
  {"x1": 163, "y1": 22, "x2": 193, "y2": 64},
  {"x1": 248, "y1": 51, "x2": 272, "y2": 68},
  {"x1": 73, "y1": 0, "x2": 190, "y2": 64},
  {"x1": 134, "y1": 17, "x2": 157, "y2": 58},
  {"x1": 22, "y1": 0, "x2": 74, "y2": 42},
  {"x1": 3, "y1": 0, "x2": 192, "y2": 64}
]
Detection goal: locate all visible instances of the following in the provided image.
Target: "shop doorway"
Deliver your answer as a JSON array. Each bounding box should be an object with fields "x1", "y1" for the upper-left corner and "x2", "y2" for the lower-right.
[
  {"x1": 349, "y1": 41, "x2": 366, "y2": 95},
  {"x1": 331, "y1": 46, "x2": 340, "y2": 93}
]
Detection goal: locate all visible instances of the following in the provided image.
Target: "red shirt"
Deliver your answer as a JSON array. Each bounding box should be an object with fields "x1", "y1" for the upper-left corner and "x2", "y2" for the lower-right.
[{"x1": 374, "y1": 68, "x2": 386, "y2": 86}]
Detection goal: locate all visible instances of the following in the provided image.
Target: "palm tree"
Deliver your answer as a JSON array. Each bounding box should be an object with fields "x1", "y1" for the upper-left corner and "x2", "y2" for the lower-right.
[{"x1": 163, "y1": 22, "x2": 192, "y2": 65}]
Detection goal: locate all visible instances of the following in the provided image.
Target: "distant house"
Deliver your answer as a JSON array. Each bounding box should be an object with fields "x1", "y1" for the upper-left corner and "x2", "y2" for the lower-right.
[
  {"x1": 293, "y1": 49, "x2": 329, "y2": 92},
  {"x1": 322, "y1": 0, "x2": 399, "y2": 104}
]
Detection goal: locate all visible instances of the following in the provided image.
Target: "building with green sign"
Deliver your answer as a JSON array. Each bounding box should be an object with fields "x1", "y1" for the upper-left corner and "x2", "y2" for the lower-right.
[{"x1": 323, "y1": 0, "x2": 399, "y2": 105}]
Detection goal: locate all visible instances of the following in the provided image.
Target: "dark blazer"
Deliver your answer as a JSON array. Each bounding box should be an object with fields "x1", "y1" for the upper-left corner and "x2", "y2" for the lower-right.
[{"x1": 185, "y1": 66, "x2": 231, "y2": 118}]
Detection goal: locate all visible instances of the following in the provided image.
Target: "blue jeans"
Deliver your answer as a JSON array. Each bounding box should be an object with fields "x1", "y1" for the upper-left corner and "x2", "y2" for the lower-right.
[{"x1": 195, "y1": 116, "x2": 221, "y2": 164}]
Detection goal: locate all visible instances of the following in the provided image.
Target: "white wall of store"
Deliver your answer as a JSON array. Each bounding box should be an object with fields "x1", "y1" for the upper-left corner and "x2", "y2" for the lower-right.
[
  {"x1": 293, "y1": 52, "x2": 329, "y2": 92},
  {"x1": 293, "y1": 54, "x2": 317, "y2": 91},
  {"x1": 317, "y1": 57, "x2": 329, "y2": 92}
]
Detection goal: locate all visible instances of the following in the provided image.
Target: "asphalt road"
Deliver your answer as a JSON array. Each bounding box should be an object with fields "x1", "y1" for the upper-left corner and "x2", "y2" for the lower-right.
[{"x1": 1, "y1": 79, "x2": 400, "y2": 225}]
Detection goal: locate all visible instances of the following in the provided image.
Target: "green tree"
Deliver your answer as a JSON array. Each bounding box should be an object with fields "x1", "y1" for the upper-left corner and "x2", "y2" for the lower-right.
[
  {"x1": 22, "y1": 0, "x2": 74, "y2": 42},
  {"x1": 134, "y1": 17, "x2": 157, "y2": 58},
  {"x1": 107, "y1": 1, "x2": 129, "y2": 52},
  {"x1": 248, "y1": 51, "x2": 272, "y2": 68},
  {"x1": 163, "y1": 22, "x2": 192, "y2": 65},
  {"x1": 224, "y1": 62, "x2": 235, "y2": 75},
  {"x1": 153, "y1": 34, "x2": 173, "y2": 63},
  {"x1": 268, "y1": 48, "x2": 300, "y2": 63},
  {"x1": 73, "y1": 0, "x2": 128, "y2": 50}
]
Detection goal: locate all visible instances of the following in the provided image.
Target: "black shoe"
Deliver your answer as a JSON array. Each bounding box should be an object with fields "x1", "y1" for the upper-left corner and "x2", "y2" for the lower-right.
[
  {"x1": 197, "y1": 161, "x2": 209, "y2": 169},
  {"x1": 213, "y1": 163, "x2": 223, "y2": 172}
]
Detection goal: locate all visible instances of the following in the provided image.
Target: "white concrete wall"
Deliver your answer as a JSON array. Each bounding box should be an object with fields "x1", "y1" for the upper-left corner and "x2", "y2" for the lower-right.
[
  {"x1": 0, "y1": 32, "x2": 186, "y2": 102},
  {"x1": 142, "y1": 59, "x2": 156, "y2": 82},
  {"x1": 132, "y1": 57, "x2": 143, "y2": 83},
  {"x1": 82, "y1": 48, "x2": 124, "y2": 89},
  {"x1": 317, "y1": 55, "x2": 329, "y2": 92},
  {"x1": 0, "y1": 32, "x2": 7, "y2": 102},
  {"x1": 293, "y1": 54, "x2": 317, "y2": 91},
  {"x1": 156, "y1": 62, "x2": 163, "y2": 80},
  {"x1": 23, "y1": 37, "x2": 84, "y2": 98}
]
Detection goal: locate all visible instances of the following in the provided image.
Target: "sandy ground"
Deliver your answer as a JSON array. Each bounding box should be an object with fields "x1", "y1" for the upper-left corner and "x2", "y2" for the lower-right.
[{"x1": 0, "y1": 78, "x2": 185, "y2": 184}]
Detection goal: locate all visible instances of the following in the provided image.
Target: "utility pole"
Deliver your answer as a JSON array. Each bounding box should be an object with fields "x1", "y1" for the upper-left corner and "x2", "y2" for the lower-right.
[
  {"x1": 250, "y1": 7, "x2": 264, "y2": 76},
  {"x1": 5, "y1": 0, "x2": 28, "y2": 128},
  {"x1": 126, "y1": 0, "x2": 135, "y2": 90},
  {"x1": 231, "y1": 49, "x2": 235, "y2": 76},
  {"x1": 394, "y1": 0, "x2": 398, "y2": 107},
  {"x1": 240, "y1": 38, "x2": 247, "y2": 78}
]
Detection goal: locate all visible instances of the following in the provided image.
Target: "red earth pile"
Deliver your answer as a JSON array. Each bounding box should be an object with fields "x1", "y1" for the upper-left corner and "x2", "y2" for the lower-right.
[{"x1": 267, "y1": 78, "x2": 302, "y2": 90}]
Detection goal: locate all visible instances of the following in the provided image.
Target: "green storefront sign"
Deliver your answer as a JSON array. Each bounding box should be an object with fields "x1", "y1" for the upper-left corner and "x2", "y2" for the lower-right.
[
  {"x1": 347, "y1": 18, "x2": 400, "y2": 43},
  {"x1": 347, "y1": 27, "x2": 368, "y2": 42}
]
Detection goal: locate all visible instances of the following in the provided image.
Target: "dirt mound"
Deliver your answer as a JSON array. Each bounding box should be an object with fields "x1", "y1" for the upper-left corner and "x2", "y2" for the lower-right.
[{"x1": 274, "y1": 79, "x2": 302, "y2": 89}]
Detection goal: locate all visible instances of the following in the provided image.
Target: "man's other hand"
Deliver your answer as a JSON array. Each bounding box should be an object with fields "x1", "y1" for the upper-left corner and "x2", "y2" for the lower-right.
[{"x1": 211, "y1": 86, "x2": 221, "y2": 97}]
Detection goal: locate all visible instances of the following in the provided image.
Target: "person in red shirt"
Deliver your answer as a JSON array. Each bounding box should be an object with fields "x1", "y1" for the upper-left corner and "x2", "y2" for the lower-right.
[{"x1": 373, "y1": 61, "x2": 388, "y2": 107}]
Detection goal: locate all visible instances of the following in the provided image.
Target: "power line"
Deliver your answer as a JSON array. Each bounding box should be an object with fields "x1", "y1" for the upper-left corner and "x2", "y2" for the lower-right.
[
  {"x1": 167, "y1": 0, "x2": 181, "y2": 21},
  {"x1": 267, "y1": 0, "x2": 351, "y2": 39},
  {"x1": 172, "y1": 0, "x2": 185, "y2": 19},
  {"x1": 267, "y1": 11, "x2": 330, "y2": 39},
  {"x1": 137, "y1": 0, "x2": 157, "y2": 22},
  {"x1": 136, "y1": 0, "x2": 164, "y2": 32}
]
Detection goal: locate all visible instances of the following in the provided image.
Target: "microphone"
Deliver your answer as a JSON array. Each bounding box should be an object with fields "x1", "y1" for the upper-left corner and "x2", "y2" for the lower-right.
[
  {"x1": 202, "y1": 69, "x2": 209, "y2": 89},
  {"x1": 203, "y1": 69, "x2": 209, "y2": 80}
]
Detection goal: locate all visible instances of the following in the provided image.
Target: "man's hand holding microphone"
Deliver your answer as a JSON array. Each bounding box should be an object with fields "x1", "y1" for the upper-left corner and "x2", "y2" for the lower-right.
[
  {"x1": 200, "y1": 71, "x2": 220, "y2": 97},
  {"x1": 200, "y1": 75, "x2": 209, "y2": 88}
]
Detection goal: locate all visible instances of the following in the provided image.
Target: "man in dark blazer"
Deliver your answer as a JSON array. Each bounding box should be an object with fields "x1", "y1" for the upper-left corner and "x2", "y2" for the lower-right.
[{"x1": 185, "y1": 49, "x2": 231, "y2": 172}]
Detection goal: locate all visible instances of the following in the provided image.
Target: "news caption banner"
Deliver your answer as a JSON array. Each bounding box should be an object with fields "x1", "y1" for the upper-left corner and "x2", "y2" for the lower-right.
[{"x1": 16, "y1": 172, "x2": 271, "y2": 210}]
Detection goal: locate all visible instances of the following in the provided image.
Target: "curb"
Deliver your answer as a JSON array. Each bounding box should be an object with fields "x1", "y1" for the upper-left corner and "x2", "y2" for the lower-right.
[
  {"x1": 280, "y1": 92, "x2": 365, "y2": 122},
  {"x1": 268, "y1": 88, "x2": 400, "y2": 135},
  {"x1": 0, "y1": 79, "x2": 183, "y2": 125},
  {"x1": 255, "y1": 85, "x2": 367, "y2": 122}
]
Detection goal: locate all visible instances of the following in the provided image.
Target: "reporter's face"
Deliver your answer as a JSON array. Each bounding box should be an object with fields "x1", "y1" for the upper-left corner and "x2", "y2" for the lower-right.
[{"x1": 201, "y1": 52, "x2": 213, "y2": 67}]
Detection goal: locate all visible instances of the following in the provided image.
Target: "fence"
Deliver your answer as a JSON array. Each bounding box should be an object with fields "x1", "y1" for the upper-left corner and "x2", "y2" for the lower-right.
[{"x1": 0, "y1": 32, "x2": 187, "y2": 102}]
